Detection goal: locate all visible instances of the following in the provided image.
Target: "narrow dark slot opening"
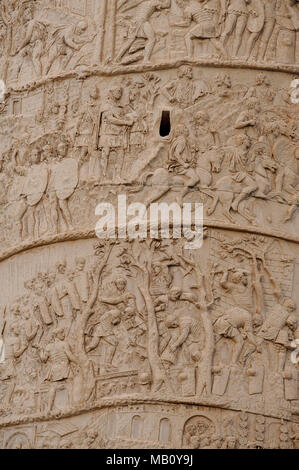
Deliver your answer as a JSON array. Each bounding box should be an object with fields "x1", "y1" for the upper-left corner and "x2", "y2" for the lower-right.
[{"x1": 159, "y1": 110, "x2": 171, "y2": 137}]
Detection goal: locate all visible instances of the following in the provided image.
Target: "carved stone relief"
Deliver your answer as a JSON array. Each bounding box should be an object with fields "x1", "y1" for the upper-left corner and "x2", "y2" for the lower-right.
[{"x1": 0, "y1": 0, "x2": 299, "y2": 449}]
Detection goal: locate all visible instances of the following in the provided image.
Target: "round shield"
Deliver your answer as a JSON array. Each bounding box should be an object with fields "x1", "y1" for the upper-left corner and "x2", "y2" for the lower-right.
[
  {"x1": 54, "y1": 158, "x2": 78, "y2": 200},
  {"x1": 247, "y1": 1, "x2": 265, "y2": 33},
  {"x1": 24, "y1": 165, "x2": 48, "y2": 206}
]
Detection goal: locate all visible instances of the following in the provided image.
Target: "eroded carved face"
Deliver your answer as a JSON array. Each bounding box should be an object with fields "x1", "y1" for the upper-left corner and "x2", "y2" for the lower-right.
[
  {"x1": 76, "y1": 258, "x2": 86, "y2": 271},
  {"x1": 286, "y1": 315, "x2": 297, "y2": 331},
  {"x1": 115, "y1": 278, "x2": 126, "y2": 291},
  {"x1": 111, "y1": 87, "x2": 122, "y2": 102},
  {"x1": 30, "y1": 149, "x2": 40, "y2": 165},
  {"x1": 76, "y1": 20, "x2": 88, "y2": 35},
  {"x1": 57, "y1": 142, "x2": 67, "y2": 157},
  {"x1": 57, "y1": 263, "x2": 66, "y2": 274},
  {"x1": 169, "y1": 288, "x2": 182, "y2": 301},
  {"x1": 56, "y1": 329, "x2": 65, "y2": 341},
  {"x1": 231, "y1": 270, "x2": 248, "y2": 286}
]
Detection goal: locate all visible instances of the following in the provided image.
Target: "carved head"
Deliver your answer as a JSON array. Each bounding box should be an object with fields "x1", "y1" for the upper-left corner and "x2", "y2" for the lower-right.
[
  {"x1": 114, "y1": 275, "x2": 127, "y2": 291},
  {"x1": 234, "y1": 133, "x2": 250, "y2": 150},
  {"x1": 169, "y1": 287, "x2": 182, "y2": 301},
  {"x1": 152, "y1": 262, "x2": 163, "y2": 275},
  {"x1": 30, "y1": 147, "x2": 40, "y2": 165},
  {"x1": 75, "y1": 257, "x2": 86, "y2": 271},
  {"x1": 109, "y1": 86, "x2": 122, "y2": 103},
  {"x1": 231, "y1": 269, "x2": 248, "y2": 286},
  {"x1": 226, "y1": 437, "x2": 237, "y2": 449},
  {"x1": 195, "y1": 111, "x2": 209, "y2": 126},
  {"x1": 129, "y1": 85, "x2": 141, "y2": 103},
  {"x1": 54, "y1": 328, "x2": 65, "y2": 341},
  {"x1": 286, "y1": 315, "x2": 297, "y2": 331},
  {"x1": 165, "y1": 314, "x2": 179, "y2": 329},
  {"x1": 173, "y1": 124, "x2": 189, "y2": 138},
  {"x1": 56, "y1": 261, "x2": 67, "y2": 274},
  {"x1": 42, "y1": 144, "x2": 54, "y2": 161},
  {"x1": 178, "y1": 65, "x2": 193, "y2": 80},
  {"x1": 256, "y1": 73, "x2": 269, "y2": 87},
  {"x1": 284, "y1": 298, "x2": 297, "y2": 313},
  {"x1": 215, "y1": 73, "x2": 232, "y2": 94},
  {"x1": 57, "y1": 141, "x2": 68, "y2": 158},
  {"x1": 75, "y1": 20, "x2": 88, "y2": 35},
  {"x1": 10, "y1": 321, "x2": 20, "y2": 336}
]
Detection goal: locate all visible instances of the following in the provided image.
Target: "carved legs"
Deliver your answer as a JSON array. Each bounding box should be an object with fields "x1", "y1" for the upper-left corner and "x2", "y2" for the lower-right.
[
  {"x1": 258, "y1": 19, "x2": 276, "y2": 61},
  {"x1": 58, "y1": 198, "x2": 73, "y2": 230}
]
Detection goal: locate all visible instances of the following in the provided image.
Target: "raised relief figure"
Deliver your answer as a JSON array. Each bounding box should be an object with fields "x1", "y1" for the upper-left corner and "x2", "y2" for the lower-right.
[
  {"x1": 184, "y1": 0, "x2": 226, "y2": 58},
  {"x1": 116, "y1": 0, "x2": 171, "y2": 64}
]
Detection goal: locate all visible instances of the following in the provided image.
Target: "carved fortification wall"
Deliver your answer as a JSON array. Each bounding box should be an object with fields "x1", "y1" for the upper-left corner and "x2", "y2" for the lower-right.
[{"x1": 0, "y1": 0, "x2": 299, "y2": 449}]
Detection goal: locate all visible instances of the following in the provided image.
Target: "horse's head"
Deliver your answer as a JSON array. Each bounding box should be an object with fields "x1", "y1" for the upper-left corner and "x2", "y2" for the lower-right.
[
  {"x1": 262, "y1": 156, "x2": 278, "y2": 173},
  {"x1": 209, "y1": 147, "x2": 224, "y2": 173},
  {"x1": 278, "y1": 121, "x2": 296, "y2": 139}
]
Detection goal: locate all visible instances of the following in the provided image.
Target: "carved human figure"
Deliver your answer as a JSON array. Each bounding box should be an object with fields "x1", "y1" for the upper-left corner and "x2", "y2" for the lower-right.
[
  {"x1": 100, "y1": 275, "x2": 138, "y2": 315},
  {"x1": 259, "y1": 298, "x2": 297, "y2": 372},
  {"x1": 234, "y1": 98, "x2": 261, "y2": 140},
  {"x1": 75, "y1": 85, "x2": 100, "y2": 181},
  {"x1": 0, "y1": 321, "x2": 28, "y2": 409},
  {"x1": 21, "y1": 147, "x2": 48, "y2": 240},
  {"x1": 154, "y1": 286, "x2": 199, "y2": 313},
  {"x1": 50, "y1": 261, "x2": 81, "y2": 322},
  {"x1": 50, "y1": 141, "x2": 78, "y2": 231},
  {"x1": 243, "y1": 0, "x2": 267, "y2": 60},
  {"x1": 13, "y1": 3, "x2": 45, "y2": 79},
  {"x1": 213, "y1": 306, "x2": 260, "y2": 363},
  {"x1": 161, "y1": 310, "x2": 201, "y2": 366},
  {"x1": 86, "y1": 309, "x2": 121, "y2": 374},
  {"x1": 116, "y1": 0, "x2": 171, "y2": 64},
  {"x1": 271, "y1": 0, "x2": 299, "y2": 64},
  {"x1": 221, "y1": 0, "x2": 250, "y2": 57},
  {"x1": 168, "y1": 124, "x2": 194, "y2": 172},
  {"x1": 193, "y1": 111, "x2": 218, "y2": 151},
  {"x1": 72, "y1": 257, "x2": 90, "y2": 306},
  {"x1": 40, "y1": 328, "x2": 78, "y2": 411},
  {"x1": 215, "y1": 133, "x2": 258, "y2": 217},
  {"x1": 184, "y1": 0, "x2": 226, "y2": 58},
  {"x1": 45, "y1": 20, "x2": 91, "y2": 75},
  {"x1": 162, "y1": 65, "x2": 208, "y2": 109},
  {"x1": 125, "y1": 83, "x2": 148, "y2": 153},
  {"x1": 219, "y1": 267, "x2": 252, "y2": 312},
  {"x1": 245, "y1": 73, "x2": 274, "y2": 104},
  {"x1": 257, "y1": 0, "x2": 278, "y2": 61},
  {"x1": 98, "y1": 86, "x2": 134, "y2": 181}
]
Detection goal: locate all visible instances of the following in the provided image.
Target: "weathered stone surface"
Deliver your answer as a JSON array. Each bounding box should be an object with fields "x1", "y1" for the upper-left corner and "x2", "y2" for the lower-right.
[{"x1": 0, "y1": 0, "x2": 299, "y2": 449}]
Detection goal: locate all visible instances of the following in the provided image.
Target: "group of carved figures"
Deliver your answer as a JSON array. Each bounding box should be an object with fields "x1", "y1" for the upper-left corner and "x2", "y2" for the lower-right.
[
  {"x1": 116, "y1": 0, "x2": 299, "y2": 65},
  {"x1": 0, "y1": 0, "x2": 299, "y2": 85},
  {"x1": 0, "y1": 0, "x2": 96, "y2": 82},
  {"x1": 0, "y1": 67, "x2": 298, "y2": 249},
  {"x1": 0, "y1": 235, "x2": 298, "y2": 417}
]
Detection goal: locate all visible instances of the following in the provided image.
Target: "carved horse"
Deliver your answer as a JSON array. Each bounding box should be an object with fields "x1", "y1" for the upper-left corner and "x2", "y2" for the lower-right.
[
  {"x1": 204, "y1": 154, "x2": 277, "y2": 224},
  {"x1": 133, "y1": 147, "x2": 224, "y2": 207}
]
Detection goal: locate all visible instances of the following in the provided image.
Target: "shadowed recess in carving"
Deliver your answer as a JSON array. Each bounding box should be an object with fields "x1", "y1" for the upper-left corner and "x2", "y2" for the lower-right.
[{"x1": 159, "y1": 111, "x2": 171, "y2": 137}]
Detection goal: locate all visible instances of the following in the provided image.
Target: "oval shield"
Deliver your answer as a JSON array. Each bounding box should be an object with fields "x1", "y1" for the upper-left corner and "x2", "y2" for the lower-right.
[
  {"x1": 25, "y1": 165, "x2": 48, "y2": 206},
  {"x1": 247, "y1": 1, "x2": 265, "y2": 33},
  {"x1": 54, "y1": 158, "x2": 78, "y2": 200}
]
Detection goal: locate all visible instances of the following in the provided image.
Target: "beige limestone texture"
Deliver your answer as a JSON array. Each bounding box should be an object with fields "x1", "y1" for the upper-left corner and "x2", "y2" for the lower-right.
[{"x1": 0, "y1": 0, "x2": 299, "y2": 449}]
